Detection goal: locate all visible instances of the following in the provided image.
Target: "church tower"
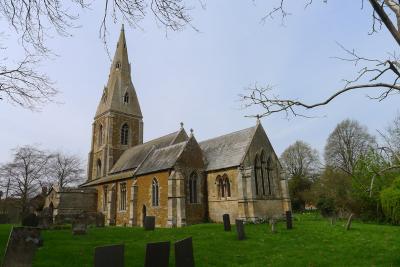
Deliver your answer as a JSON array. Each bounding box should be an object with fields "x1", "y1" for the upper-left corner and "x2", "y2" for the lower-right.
[{"x1": 87, "y1": 25, "x2": 143, "y2": 181}]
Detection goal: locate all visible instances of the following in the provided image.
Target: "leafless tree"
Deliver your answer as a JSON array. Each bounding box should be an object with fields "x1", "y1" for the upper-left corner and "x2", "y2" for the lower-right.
[
  {"x1": 280, "y1": 140, "x2": 320, "y2": 180},
  {"x1": 325, "y1": 119, "x2": 376, "y2": 175},
  {"x1": 242, "y1": 0, "x2": 400, "y2": 118},
  {"x1": 47, "y1": 152, "x2": 85, "y2": 188},
  {"x1": 0, "y1": 145, "x2": 52, "y2": 214},
  {"x1": 0, "y1": 0, "x2": 198, "y2": 109}
]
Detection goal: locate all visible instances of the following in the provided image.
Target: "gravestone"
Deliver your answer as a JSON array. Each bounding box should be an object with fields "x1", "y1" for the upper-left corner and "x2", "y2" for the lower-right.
[
  {"x1": 22, "y1": 213, "x2": 39, "y2": 227},
  {"x1": 269, "y1": 218, "x2": 276, "y2": 234},
  {"x1": 2, "y1": 227, "x2": 41, "y2": 267},
  {"x1": 175, "y1": 237, "x2": 194, "y2": 267},
  {"x1": 144, "y1": 241, "x2": 170, "y2": 267},
  {"x1": 235, "y1": 219, "x2": 245, "y2": 240},
  {"x1": 345, "y1": 214, "x2": 354, "y2": 230},
  {"x1": 222, "y1": 214, "x2": 231, "y2": 231},
  {"x1": 38, "y1": 208, "x2": 52, "y2": 230},
  {"x1": 144, "y1": 216, "x2": 155, "y2": 231},
  {"x1": 286, "y1": 211, "x2": 293, "y2": 230},
  {"x1": 94, "y1": 244, "x2": 124, "y2": 267},
  {"x1": 72, "y1": 212, "x2": 88, "y2": 235},
  {"x1": 96, "y1": 213, "x2": 105, "y2": 228}
]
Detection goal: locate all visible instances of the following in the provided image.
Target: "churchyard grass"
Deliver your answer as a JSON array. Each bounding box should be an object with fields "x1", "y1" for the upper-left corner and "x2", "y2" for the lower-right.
[{"x1": 0, "y1": 213, "x2": 399, "y2": 266}]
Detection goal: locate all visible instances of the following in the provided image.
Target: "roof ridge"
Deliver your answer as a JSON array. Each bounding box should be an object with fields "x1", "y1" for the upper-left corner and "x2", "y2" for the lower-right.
[{"x1": 199, "y1": 125, "x2": 256, "y2": 144}]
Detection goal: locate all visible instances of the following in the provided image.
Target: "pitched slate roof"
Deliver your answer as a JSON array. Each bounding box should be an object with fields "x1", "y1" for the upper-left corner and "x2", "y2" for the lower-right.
[
  {"x1": 199, "y1": 125, "x2": 257, "y2": 171},
  {"x1": 135, "y1": 141, "x2": 187, "y2": 175},
  {"x1": 110, "y1": 129, "x2": 187, "y2": 174}
]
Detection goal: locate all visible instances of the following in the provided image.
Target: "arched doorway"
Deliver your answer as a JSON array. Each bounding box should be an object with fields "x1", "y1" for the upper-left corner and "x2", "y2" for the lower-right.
[{"x1": 142, "y1": 205, "x2": 146, "y2": 226}]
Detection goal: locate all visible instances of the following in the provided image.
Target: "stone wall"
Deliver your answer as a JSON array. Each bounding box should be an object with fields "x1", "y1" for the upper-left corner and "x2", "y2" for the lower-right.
[
  {"x1": 136, "y1": 171, "x2": 169, "y2": 227},
  {"x1": 206, "y1": 168, "x2": 239, "y2": 223}
]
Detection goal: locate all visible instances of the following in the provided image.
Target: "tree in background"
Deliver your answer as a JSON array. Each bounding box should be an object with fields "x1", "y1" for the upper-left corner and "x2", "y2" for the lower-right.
[
  {"x1": 325, "y1": 119, "x2": 375, "y2": 176},
  {"x1": 310, "y1": 168, "x2": 353, "y2": 218},
  {"x1": 0, "y1": 145, "x2": 52, "y2": 215},
  {"x1": 280, "y1": 140, "x2": 320, "y2": 180},
  {"x1": 280, "y1": 140, "x2": 320, "y2": 211},
  {"x1": 47, "y1": 152, "x2": 85, "y2": 188}
]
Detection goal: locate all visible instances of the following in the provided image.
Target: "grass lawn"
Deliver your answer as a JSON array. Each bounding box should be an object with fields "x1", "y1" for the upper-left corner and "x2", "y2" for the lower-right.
[{"x1": 0, "y1": 213, "x2": 399, "y2": 266}]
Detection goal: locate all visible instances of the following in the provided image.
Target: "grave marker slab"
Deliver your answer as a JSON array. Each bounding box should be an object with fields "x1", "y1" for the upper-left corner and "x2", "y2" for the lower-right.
[
  {"x1": 2, "y1": 227, "x2": 41, "y2": 267},
  {"x1": 72, "y1": 213, "x2": 88, "y2": 235},
  {"x1": 144, "y1": 241, "x2": 170, "y2": 267},
  {"x1": 345, "y1": 214, "x2": 354, "y2": 231},
  {"x1": 144, "y1": 216, "x2": 155, "y2": 231},
  {"x1": 175, "y1": 237, "x2": 194, "y2": 267},
  {"x1": 96, "y1": 213, "x2": 105, "y2": 228},
  {"x1": 235, "y1": 220, "x2": 245, "y2": 240},
  {"x1": 22, "y1": 214, "x2": 39, "y2": 227},
  {"x1": 269, "y1": 218, "x2": 276, "y2": 234},
  {"x1": 94, "y1": 244, "x2": 124, "y2": 267},
  {"x1": 222, "y1": 214, "x2": 231, "y2": 231},
  {"x1": 286, "y1": 211, "x2": 293, "y2": 230}
]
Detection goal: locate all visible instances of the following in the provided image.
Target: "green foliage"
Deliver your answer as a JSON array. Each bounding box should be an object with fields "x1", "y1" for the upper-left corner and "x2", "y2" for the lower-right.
[
  {"x1": 381, "y1": 177, "x2": 400, "y2": 225},
  {"x1": 309, "y1": 168, "x2": 353, "y2": 217},
  {"x1": 288, "y1": 175, "x2": 312, "y2": 211},
  {"x1": 352, "y1": 150, "x2": 398, "y2": 221},
  {"x1": 316, "y1": 196, "x2": 335, "y2": 217}
]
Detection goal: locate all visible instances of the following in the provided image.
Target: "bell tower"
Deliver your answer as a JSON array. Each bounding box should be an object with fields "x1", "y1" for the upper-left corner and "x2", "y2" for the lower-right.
[{"x1": 87, "y1": 25, "x2": 143, "y2": 181}]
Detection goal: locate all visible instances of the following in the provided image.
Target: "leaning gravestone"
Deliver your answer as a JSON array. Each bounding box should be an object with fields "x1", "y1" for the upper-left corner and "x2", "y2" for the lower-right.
[
  {"x1": 22, "y1": 214, "x2": 39, "y2": 227},
  {"x1": 2, "y1": 227, "x2": 41, "y2": 267},
  {"x1": 72, "y1": 212, "x2": 87, "y2": 235},
  {"x1": 144, "y1": 241, "x2": 170, "y2": 267},
  {"x1": 175, "y1": 237, "x2": 194, "y2": 267},
  {"x1": 286, "y1": 211, "x2": 293, "y2": 230},
  {"x1": 222, "y1": 214, "x2": 231, "y2": 231},
  {"x1": 144, "y1": 216, "x2": 155, "y2": 231},
  {"x1": 235, "y1": 219, "x2": 246, "y2": 240},
  {"x1": 94, "y1": 244, "x2": 124, "y2": 267},
  {"x1": 345, "y1": 214, "x2": 354, "y2": 231}
]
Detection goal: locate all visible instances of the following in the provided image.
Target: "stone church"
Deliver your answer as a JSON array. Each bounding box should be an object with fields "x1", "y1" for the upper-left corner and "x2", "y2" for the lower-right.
[{"x1": 81, "y1": 26, "x2": 291, "y2": 227}]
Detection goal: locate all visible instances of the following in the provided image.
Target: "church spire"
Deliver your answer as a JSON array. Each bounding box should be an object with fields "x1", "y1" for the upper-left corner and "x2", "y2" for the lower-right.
[
  {"x1": 111, "y1": 24, "x2": 130, "y2": 75},
  {"x1": 95, "y1": 24, "x2": 142, "y2": 119}
]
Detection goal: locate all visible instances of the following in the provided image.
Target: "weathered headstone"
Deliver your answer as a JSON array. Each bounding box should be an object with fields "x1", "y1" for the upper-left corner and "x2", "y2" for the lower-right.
[
  {"x1": 286, "y1": 211, "x2": 293, "y2": 230},
  {"x1": 345, "y1": 213, "x2": 354, "y2": 231},
  {"x1": 269, "y1": 218, "x2": 276, "y2": 234},
  {"x1": 222, "y1": 214, "x2": 231, "y2": 231},
  {"x1": 144, "y1": 216, "x2": 155, "y2": 231},
  {"x1": 96, "y1": 213, "x2": 105, "y2": 228},
  {"x1": 175, "y1": 237, "x2": 194, "y2": 267},
  {"x1": 2, "y1": 227, "x2": 41, "y2": 267},
  {"x1": 235, "y1": 219, "x2": 245, "y2": 240},
  {"x1": 72, "y1": 212, "x2": 88, "y2": 235},
  {"x1": 144, "y1": 241, "x2": 170, "y2": 267},
  {"x1": 330, "y1": 216, "x2": 336, "y2": 226},
  {"x1": 38, "y1": 208, "x2": 52, "y2": 230},
  {"x1": 94, "y1": 244, "x2": 124, "y2": 267},
  {"x1": 22, "y1": 213, "x2": 39, "y2": 227}
]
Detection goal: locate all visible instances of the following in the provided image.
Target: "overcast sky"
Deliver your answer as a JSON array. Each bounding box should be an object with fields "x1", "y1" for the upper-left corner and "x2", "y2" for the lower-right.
[{"x1": 0, "y1": 1, "x2": 398, "y2": 164}]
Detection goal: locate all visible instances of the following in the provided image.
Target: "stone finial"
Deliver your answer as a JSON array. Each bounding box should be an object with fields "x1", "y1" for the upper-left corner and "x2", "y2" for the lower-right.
[
  {"x1": 121, "y1": 23, "x2": 125, "y2": 31},
  {"x1": 180, "y1": 122, "x2": 184, "y2": 129},
  {"x1": 190, "y1": 128, "x2": 194, "y2": 136},
  {"x1": 256, "y1": 114, "x2": 260, "y2": 124}
]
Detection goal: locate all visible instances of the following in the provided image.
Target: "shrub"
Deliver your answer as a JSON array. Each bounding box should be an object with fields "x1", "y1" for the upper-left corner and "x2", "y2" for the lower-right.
[
  {"x1": 381, "y1": 177, "x2": 400, "y2": 225},
  {"x1": 316, "y1": 196, "x2": 336, "y2": 217}
]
